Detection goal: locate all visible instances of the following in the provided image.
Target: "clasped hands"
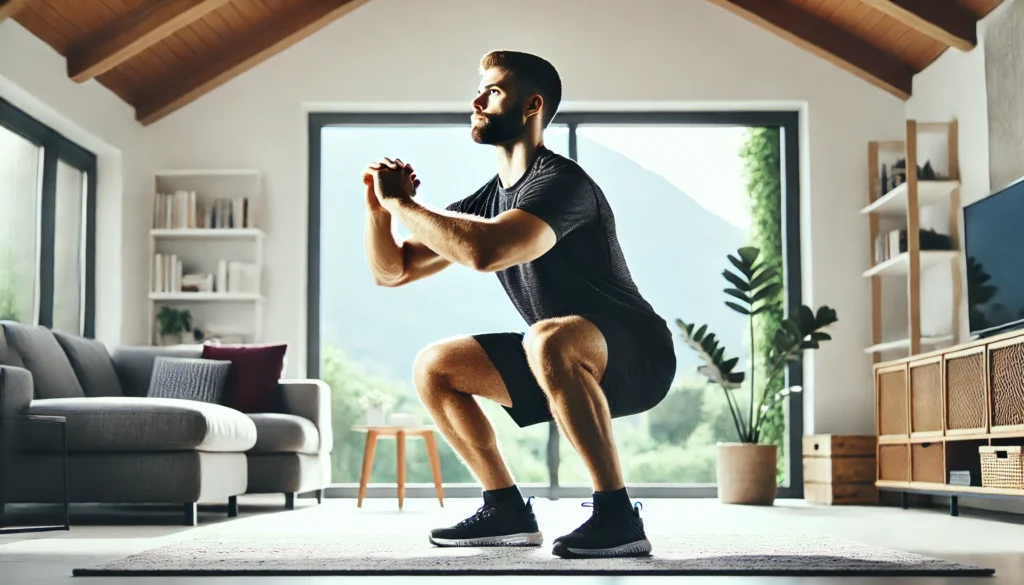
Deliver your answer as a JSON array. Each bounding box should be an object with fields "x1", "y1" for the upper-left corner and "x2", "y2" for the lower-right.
[{"x1": 362, "y1": 157, "x2": 421, "y2": 212}]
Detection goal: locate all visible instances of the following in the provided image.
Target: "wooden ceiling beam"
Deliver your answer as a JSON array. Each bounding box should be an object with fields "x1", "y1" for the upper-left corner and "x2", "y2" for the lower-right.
[
  {"x1": 0, "y1": 0, "x2": 34, "y2": 21},
  {"x1": 134, "y1": 0, "x2": 370, "y2": 125},
  {"x1": 860, "y1": 0, "x2": 977, "y2": 51},
  {"x1": 704, "y1": 0, "x2": 915, "y2": 100},
  {"x1": 67, "y1": 0, "x2": 233, "y2": 83}
]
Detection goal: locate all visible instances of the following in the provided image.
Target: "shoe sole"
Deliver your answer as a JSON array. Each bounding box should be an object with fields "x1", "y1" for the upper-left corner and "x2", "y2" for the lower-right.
[
  {"x1": 551, "y1": 538, "x2": 653, "y2": 559},
  {"x1": 429, "y1": 532, "x2": 544, "y2": 547}
]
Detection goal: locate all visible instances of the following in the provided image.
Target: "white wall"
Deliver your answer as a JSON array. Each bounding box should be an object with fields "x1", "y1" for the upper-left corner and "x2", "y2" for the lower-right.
[
  {"x1": 138, "y1": 0, "x2": 905, "y2": 433},
  {"x1": 0, "y1": 19, "x2": 150, "y2": 348}
]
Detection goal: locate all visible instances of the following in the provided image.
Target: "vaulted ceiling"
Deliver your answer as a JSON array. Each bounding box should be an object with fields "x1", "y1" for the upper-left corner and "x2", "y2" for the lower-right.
[{"x1": 0, "y1": 0, "x2": 1006, "y2": 126}]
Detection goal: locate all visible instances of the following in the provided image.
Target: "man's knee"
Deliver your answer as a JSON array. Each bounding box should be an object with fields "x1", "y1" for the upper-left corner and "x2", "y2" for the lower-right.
[
  {"x1": 412, "y1": 342, "x2": 452, "y2": 398},
  {"x1": 523, "y1": 316, "x2": 605, "y2": 381}
]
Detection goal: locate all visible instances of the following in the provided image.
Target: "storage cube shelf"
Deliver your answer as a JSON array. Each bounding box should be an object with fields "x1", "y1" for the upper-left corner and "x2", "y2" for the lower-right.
[
  {"x1": 873, "y1": 327, "x2": 1024, "y2": 510},
  {"x1": 147, "y1": 169, "x2": 266, "y2": 346}
]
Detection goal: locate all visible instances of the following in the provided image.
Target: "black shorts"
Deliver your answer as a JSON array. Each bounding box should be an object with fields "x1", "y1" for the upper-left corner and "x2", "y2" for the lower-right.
[{"x1": 472, "y1": 314, "x2": 677, "y2": 428}]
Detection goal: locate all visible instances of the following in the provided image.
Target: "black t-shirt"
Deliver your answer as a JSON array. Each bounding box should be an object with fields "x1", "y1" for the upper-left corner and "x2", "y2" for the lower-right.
[{"x1": 445, "y1": 146, "x2": 671, "y2": 342}]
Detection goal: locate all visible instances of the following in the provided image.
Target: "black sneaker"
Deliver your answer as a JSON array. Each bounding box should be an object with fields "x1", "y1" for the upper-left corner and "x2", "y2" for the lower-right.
[
  {"x1": 429, "y1": 496, "x2": 543, "y2": 547},
  {"x1": 551, "y1": 502, "x2": 652, "y2": 558}
]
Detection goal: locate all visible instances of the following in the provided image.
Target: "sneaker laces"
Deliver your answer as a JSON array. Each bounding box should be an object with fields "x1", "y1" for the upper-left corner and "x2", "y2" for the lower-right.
[
  {"x1": 578, "y1": 500, "x2": 644, "y2": 529},
  {"x1": 456, "y1": 504, "x2": 499, "y2": 528}
]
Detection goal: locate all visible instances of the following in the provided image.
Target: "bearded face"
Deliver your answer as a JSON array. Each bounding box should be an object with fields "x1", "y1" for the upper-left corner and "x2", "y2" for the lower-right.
[{"x1": 471, "y1": 99, "x2": 526, "y2": 145}]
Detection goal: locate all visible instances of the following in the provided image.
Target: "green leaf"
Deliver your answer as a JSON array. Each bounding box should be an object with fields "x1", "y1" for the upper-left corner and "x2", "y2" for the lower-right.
[
  {"x1": 726, "y1": 301, "x2": 751, "y2": 315},
  {"x1": 724, "y1": 288, "x2": 752, "y2": 304},
  {"x1": 721, "y1": 356, "x2": 739, "y2": 373},
  {"x1": 695, "y1": 324, "x2": 707, "y2": 340},
  {"x1": 749, "y1": 267, "x2": 778, "y2": 290},
  {"x1": 728, "y1": 255, "x2": 753, "y2": 278},
  {"x1": 727, "y1": 372, "x2": 746, "y2": 385},
  {"x1": 815, "y1": 305, "x2": 839, "y2": 327},
  {"x1": 782, "y1": 319, "x2": 802, "y2": 340},
  {"x1": 753, "y1": 305, "x2": 773, "y2": 316},
  {"x1": 797, "y1": 305, "x2": 816, "y2": 332},
  {"x1": 738, "y1": 247, "x2": 760, "y2": 267},
  {"x1": 753, "y1": 282, "x2": 783, "y2": 303},
  {"x1": 812, "y1": 332, "x2": 832, "y2": 341},
  {"x1": 723, "y1": 269, "x2": 749, "y2": 291},
  {"x1": 801, "y1": 340, "x2": 819, "y2": 350}
]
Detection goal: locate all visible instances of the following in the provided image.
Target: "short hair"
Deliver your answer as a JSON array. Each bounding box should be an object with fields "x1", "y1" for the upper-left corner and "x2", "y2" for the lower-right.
[{"x1": 479, "y1": 50, "x2": 562, "y2": 128}]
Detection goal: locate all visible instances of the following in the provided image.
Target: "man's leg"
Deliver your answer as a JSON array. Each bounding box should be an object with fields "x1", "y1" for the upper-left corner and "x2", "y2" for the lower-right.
[
  {"x1": 412, "y1": 336, "x2": 516, "y2": 490},
  {"x1": 523, "y1": 315, "x2": 652, "y2": 559},
  {"x1": 413, "y1": 335, "x2": 543, "y2": 547},
  {"x1": 522, "y1": 318, "x2": 622, "y2": 491}
]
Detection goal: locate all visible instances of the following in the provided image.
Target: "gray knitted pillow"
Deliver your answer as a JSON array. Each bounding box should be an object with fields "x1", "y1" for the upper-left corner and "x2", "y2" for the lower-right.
[{"x1": 146, "y1": 357, "x2": 232, "y2": 404}]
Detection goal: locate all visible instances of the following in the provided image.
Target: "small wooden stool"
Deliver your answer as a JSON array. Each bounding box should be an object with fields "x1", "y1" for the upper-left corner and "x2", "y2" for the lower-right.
[{"x1": 351, "y1": 425, "x2": 443, "y2": 510}]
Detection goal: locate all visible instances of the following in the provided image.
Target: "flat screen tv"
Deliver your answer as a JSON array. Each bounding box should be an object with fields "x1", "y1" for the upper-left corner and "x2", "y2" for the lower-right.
[{"x1": 964, "y1": 176, "x2": 1024, "y2": 337}]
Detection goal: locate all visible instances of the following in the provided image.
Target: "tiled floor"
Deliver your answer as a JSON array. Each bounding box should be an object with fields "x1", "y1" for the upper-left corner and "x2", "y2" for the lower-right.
[{"x1": 2, "y1": 495, "x2": 1022, "y2": 583}]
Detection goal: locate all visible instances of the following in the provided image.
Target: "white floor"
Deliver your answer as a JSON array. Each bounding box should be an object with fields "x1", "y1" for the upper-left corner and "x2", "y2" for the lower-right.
[{"x1": 1, "y1": 495, "x2": 1022, "y2": 584}]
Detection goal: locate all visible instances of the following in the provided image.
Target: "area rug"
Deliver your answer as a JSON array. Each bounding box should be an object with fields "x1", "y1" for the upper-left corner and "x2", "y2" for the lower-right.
[{"x1": 73, "y1": 533, "x2": 994, "y2": 577}]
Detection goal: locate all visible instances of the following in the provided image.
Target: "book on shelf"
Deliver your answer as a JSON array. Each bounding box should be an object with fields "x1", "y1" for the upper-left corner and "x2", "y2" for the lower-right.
[
  {"x1": 152, "y1": 254, "x2": 258, "y2": 295},
  {"x1": 873, "y1": 229, "x2": 954, "y2": 264},
  {"x1": 153, "y1": 190, "x2": 252, "y2": 230}
]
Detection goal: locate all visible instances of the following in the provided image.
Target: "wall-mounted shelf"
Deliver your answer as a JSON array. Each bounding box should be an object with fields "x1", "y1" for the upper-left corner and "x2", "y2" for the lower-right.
[
  {"x1": 860, "y1": 180, "x2": 961, "y2": 216},
  {"x1": 862, "y1": 250, "x2": 960, "y2": 278},
  {"x1": 149, "y1": 293, "x2": 265, "y2": 302},
  {"x1": 151, "y1": 228, "x2": 266, "y2": 240}
]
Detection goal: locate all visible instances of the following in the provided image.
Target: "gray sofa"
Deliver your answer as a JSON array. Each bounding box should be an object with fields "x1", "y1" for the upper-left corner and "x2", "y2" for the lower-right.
[{"x1": 0, "y1": 321, "x2": 332, "y2": 526}]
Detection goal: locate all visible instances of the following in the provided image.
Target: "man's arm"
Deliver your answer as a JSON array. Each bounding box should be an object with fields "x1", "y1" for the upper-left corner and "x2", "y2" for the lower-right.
[
  {"x1": 383, "y1": 197, "x2": 556, "y2": 273},
  {"x1": 364, "y1": 207, "x2": 453, "y2": 287}
]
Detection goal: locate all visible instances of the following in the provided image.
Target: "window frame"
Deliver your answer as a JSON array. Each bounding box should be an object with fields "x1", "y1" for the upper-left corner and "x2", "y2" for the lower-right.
[
  {"x1": 0, "y1": 97, "x2": 97, "y2": 337},
  {"x1": 307, "y1": 110, "x2": 803, "y2": 499}
]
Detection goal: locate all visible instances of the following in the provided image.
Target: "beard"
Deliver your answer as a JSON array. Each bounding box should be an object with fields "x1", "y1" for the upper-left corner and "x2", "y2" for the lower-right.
[{"x1": 471, "y1": 105, "x2": 526, "y2": 145}]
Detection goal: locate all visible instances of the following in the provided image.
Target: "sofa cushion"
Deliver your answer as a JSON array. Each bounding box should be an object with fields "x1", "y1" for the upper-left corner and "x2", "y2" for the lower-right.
[
  {"x1": 201, "y1": 343, "x2": 288, "y2": 413},
  {"x1": 0, "y1": 322, "x2": 84, "y2": 399},
  {"x1": 52, "y1": 331, "x2": 123, "y2": 397},
  {"x1": 0, "y1": 322, "x2": 26, "y2": 368},
  {"x1": 111, "y1": 345, "x2": 203, "y2": 397},
  {"x1": 247, "y1": 413, "x2": 320, "y2": 455},
  {"x1": 22, "y1": 397, "x2": 257, "y2": 453},
  {"x1": 147, "y1": 357, "x2": 231, "y2": 404}
]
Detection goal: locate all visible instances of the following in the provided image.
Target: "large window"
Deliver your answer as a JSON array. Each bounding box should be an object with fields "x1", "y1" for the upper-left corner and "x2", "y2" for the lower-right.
[
  {"x1": 0, "y1": 98, "x2": 96, "y2": 336},
  {"x1": 308, "y1": 112, "x2": 801, "y2": 498}
]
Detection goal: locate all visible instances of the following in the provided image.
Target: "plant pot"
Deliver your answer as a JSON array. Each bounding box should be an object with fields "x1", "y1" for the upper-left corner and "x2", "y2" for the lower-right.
[
  {"x1": 716, "y1": 442, "x2": 778, "y2": 505},
  {"x1": 159, "y1": 332, "x2": 183, "y2": 346},
  {"x1": 364, "y1": 406, "x2": 385, "y2": 426}
]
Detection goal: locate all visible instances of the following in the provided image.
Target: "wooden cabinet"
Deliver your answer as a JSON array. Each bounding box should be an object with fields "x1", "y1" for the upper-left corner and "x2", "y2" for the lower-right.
[{"x1": 873, "y1": 327, "x2": 1024, "y2": 512}]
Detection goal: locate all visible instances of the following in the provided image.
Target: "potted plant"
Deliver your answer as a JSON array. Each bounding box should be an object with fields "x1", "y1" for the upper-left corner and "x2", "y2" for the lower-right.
[
  {"x1": 156, "y1": 307, "x2": 193, "y2": 346},
  {"x1": 676, "y1": 246, "x2": 838, "y2": 505},
  {"x1": 358, "y1": 388, "x2": 396, "y2": 426}
]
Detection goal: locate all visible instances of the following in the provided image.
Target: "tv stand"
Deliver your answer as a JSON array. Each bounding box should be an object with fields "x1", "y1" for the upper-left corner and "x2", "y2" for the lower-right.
[{"x1": 874, "y1": 326, "x2": 1024, "y2": 514}]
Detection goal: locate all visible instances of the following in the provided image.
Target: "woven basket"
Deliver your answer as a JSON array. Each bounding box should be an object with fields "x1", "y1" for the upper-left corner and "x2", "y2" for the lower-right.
[{"x1": 979, "y1": 446, "x2": 1024, "y2": 489}]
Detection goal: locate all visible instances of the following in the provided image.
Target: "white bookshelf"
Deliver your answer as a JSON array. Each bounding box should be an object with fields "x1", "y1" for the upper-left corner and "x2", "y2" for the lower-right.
[{"x1": 147, "y1": 169, "x2": 266, "y2": 345}]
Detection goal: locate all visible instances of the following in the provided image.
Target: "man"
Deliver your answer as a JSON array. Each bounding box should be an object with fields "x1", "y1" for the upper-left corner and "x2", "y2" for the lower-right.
[{"x1": 361, "y1": 50, "x2": 676, "y2": 559}]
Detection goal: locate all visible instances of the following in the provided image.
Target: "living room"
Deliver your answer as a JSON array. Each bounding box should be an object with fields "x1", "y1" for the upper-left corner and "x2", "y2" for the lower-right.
[{"x1": 2, "y1": 0, "x2": 1024, "y2": 581}]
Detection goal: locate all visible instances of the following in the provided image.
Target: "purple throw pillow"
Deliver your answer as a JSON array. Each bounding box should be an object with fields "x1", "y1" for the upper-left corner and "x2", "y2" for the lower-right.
[{"x1": 201, "y1": 343, "x2": 287, "y2": 413}]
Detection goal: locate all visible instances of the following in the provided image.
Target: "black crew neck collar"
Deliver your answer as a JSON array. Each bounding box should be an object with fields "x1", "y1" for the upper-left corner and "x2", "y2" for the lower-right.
[{"x1": 498, "y1": 145, "x2": 549, "y2": 195}]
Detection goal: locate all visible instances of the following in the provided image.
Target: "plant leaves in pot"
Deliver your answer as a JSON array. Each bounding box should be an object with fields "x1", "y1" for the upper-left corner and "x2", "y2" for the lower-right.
[{"x1": 676, "y1": 246, "x2": 838, "y2": 505}]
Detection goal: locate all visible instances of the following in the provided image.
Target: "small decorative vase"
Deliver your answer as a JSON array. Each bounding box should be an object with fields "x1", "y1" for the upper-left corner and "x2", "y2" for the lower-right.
[
  {"x1": 716, "y1": 442, "x2": 778, "y2": 505},
  {"x1": 364, "y1": 406, "x2": 385, "y2": 426},
  {"x1": 160, "y1": 332, "x2": 182, "y2": 346}
]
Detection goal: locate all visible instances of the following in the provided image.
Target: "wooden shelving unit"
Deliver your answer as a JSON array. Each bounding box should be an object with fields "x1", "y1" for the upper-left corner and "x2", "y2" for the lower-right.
[
  {"x1": 874, "y1": 326, "x2": 1024, "y2": 515},
  {"x1": 865, "y1": 120, "x2": 963, "y2": 360}
]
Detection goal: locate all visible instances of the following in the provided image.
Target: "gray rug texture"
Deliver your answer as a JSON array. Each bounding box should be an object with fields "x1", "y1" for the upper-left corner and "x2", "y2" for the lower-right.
[{"x1": 73, "y1": 533, "x2": 994, "y2": 576}]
